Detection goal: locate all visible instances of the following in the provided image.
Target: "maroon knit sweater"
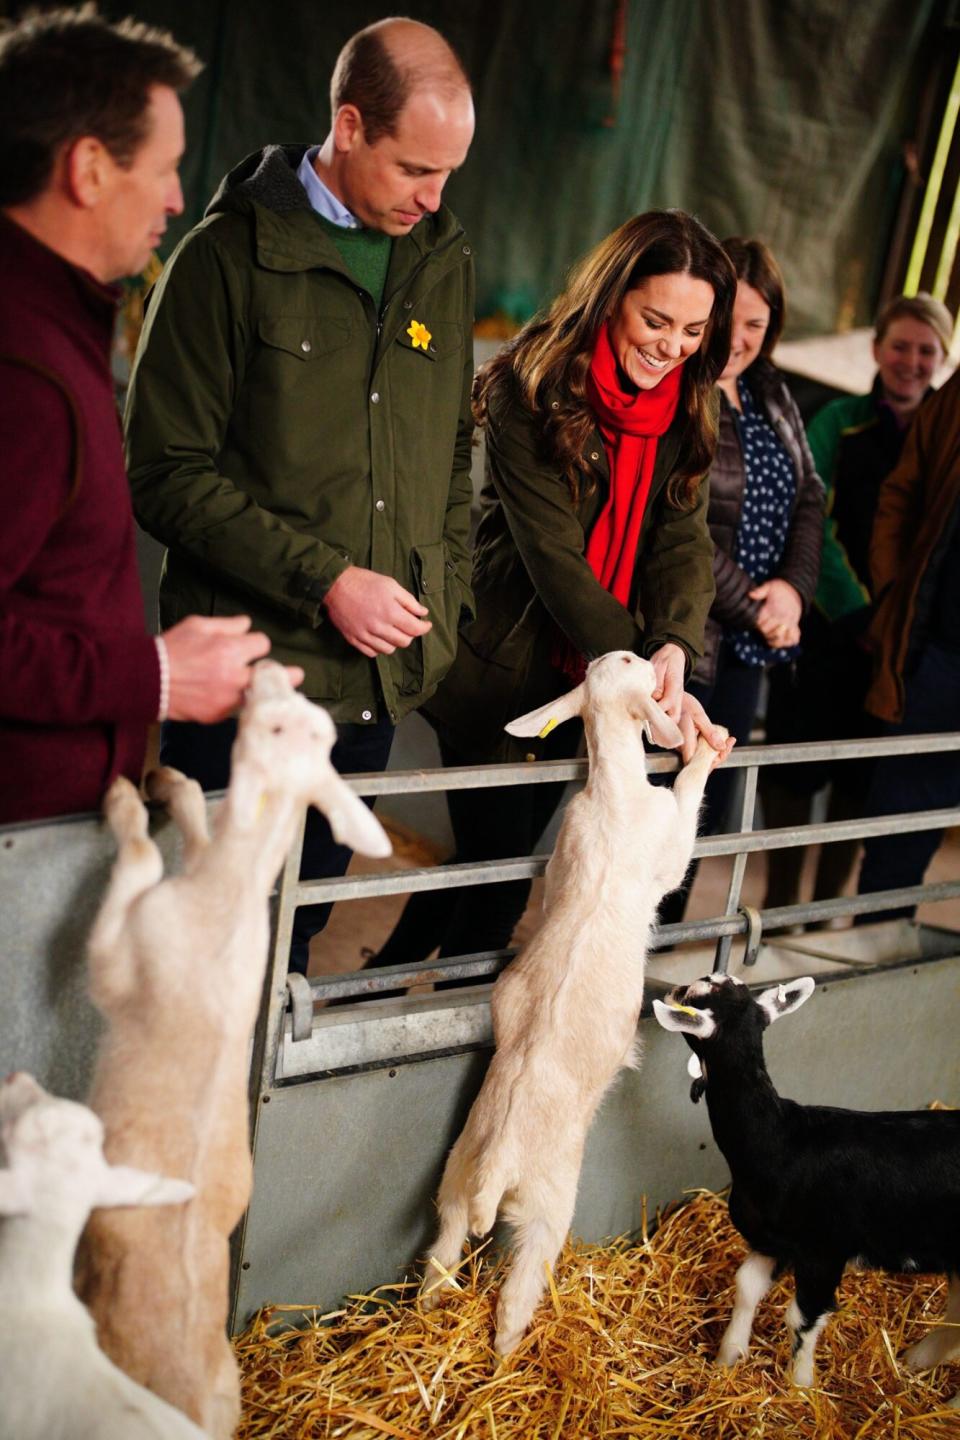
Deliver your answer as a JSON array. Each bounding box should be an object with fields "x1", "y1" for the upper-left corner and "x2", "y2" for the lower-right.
[{"x1": 0, "y1": 215, "x2": 160, "y2": 823}]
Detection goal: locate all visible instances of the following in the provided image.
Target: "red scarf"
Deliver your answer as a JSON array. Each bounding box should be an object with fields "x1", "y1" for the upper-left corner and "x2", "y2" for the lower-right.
[
  {"x1": 584, "y1": 320, "x2": 683, "y2": 604},
  {"x1": 553, "y1": 324, "x2": 683, "y2": 684}
]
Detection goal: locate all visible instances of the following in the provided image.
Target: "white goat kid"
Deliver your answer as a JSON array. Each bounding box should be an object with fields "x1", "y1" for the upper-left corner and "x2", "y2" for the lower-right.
[
  {"x1": 76, "y1": 661, "x2": 391, "y2": 1439},
  {"x1": 420, "y1": 651, "x2": 726, "y2": 1354},
  {"x1": 0, "y1": 1071, "x2": 208, "y2": 1440}
]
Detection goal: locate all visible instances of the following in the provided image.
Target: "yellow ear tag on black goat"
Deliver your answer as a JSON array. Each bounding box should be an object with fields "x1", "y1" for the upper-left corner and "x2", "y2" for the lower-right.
[{"x1": 668, "y1": 1001, "x2": 700, "y2": 1019}]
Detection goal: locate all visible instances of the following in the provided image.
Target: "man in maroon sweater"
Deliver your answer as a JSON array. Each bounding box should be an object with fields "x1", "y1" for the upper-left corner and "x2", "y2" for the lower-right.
[{"x1": 0, "y1": 8, "x2": 295, "y2": 824}]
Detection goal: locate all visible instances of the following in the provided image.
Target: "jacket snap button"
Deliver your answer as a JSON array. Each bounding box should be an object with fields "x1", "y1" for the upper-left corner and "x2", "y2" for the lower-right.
[
  {"x1": 375, "y1": 499, "x2": 385, "y2": 512},
  {"x1": 550, "y1": 400, "x2": 559, "y2": 410},
  {"x1": 370, "y1": 391, "x2": 380, "y2": 404},
  {"x1": 361, "y1": 709, "x2": 373, "y2": 721},
  {"x1": 403, "y1": 299, "x2": 413, "y2": 309},
  {"x1": 590, "y1": 451, "x2": 600, "y2": 461},
  {"x1": 462, "y1": 244, "x2": 471, "y2": 255},
  {"x1": 300, "y1": 339, "x2": 311, "y2": 353}
]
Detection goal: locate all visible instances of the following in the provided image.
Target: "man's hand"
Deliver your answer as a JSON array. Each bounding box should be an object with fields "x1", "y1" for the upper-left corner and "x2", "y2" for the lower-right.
[
  {"x1": 323, "y1": 566, "x2": 431, "y2": 657},
  {"x1": 649, "y1": 642, "x2": 687, "y2": 723},
  {"x1": 163, "y1": 615, "x2": 303, "y2": 723},
  {"x1": 749, "y1": 578, "x2": 802, "y2": 649},
  {"x1": 677, "y1": 691, "x2": 737, "y2": 766}
]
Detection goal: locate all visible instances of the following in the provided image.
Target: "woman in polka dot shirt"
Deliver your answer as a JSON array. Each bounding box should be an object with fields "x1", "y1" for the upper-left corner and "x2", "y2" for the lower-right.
[{"x1": 658, "y1": 237, "x2": 824, "y2": 926}]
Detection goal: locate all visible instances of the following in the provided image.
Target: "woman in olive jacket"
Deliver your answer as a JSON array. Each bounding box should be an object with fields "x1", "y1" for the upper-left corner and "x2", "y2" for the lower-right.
[
  {"x1": 366, "y1": 211, "x2": 737, "y2": 976},
  {"x1": 658, "y1": 238, "x2": 824, "y2": 926}
]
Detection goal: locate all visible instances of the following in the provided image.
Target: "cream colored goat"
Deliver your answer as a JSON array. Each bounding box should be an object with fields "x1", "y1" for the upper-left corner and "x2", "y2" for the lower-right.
[
  {"x1": 420, "y1": 651, "x2": 726, "y2": 1354},
  {"x1": 0, "y1": 1072, "x2": 208, "y2": 1440},
  {"x1": 76, "y1": 661, "x2": 391, "y2": 1438}
]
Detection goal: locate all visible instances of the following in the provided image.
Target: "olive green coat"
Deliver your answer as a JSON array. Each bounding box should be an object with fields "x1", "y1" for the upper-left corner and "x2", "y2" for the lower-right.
[
  {"x1": 125, "y1": 145, "x2": 475, "y2": 724},
  {"x1": 425, "y1": 380, "x2": 717, "y2": 761}
]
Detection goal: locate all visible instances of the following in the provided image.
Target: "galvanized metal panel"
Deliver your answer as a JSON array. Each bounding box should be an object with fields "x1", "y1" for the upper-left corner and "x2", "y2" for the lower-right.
[
  {"x1": 233, "y1": 951, "x2": 960, "y2": 1329},
  {"x1": 0, "y1": 806, "x2": 210, "y2": 1098}
]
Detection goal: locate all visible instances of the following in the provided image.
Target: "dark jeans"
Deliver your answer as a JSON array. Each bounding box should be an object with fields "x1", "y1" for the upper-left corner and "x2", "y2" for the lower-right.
[
  {"x1": 657, "y1": 642, "x2": 765, "y2": 928},
  {"x1": 856, "y1": 642, "x2": 960, "y2": 923},
  {"x1": 160, "y1": 713, "x2": 395, "y2": 974},
  {"x1": 368, "y1": 722, "x2": 584, "y2": 975}
]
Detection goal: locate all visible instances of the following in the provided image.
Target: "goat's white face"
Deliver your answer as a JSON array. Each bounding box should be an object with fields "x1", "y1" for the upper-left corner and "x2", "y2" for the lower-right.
[
  {"x1": 584, "y1": 651, "x2": 657, "y2": 703},
  {"x1": 235, "y1": 692, "x2": 338, "y2": 795},
  {"x1": 229, "y1": 662, "x2": 392, "y2": 857},
  {"x1": 505, "y1": 650, "x2": 683, "y2": 749},
  {"x1": 0, "y1": 1073, "x2": 194, "y2": 1224}
]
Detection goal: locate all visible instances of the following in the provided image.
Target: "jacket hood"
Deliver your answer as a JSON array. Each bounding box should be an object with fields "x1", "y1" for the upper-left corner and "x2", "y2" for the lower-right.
[{"x1": 204, "y1": 143, "x2": 465, "y2": 251}]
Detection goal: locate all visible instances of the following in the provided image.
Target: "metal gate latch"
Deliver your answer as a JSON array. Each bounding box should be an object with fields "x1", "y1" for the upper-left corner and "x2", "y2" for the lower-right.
[
  {"x1": 286, "y1": 973, "x2": 314, "y2": 1042},
  {"x1": 739, "y1": 904, "x2": 763, "y2": 967}
]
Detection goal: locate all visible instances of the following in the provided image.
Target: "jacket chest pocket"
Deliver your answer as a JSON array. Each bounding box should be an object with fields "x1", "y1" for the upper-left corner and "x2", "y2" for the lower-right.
[
  {"x1": 255, "y1": 316, "x2": 352, "y2": 368},
  {"x1": 394, "y1": 319, "x2": 463, "y2": 363}
]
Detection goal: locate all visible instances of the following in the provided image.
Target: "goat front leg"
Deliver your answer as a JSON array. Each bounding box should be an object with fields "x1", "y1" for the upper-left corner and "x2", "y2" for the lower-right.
[
  {"x1": 672, "y1": 732, "x2": 728, "y2": 823},
  {"x1": 905, "y1": 1271, "x2": 960, "y2": 1372},
  {"x1": 145, "y1": 767, "x2": 210, "y2": 871},
  {"x1": 655, "y1": 733, "x2": 729, "y2": 894},
  {"x1": 87, "y1": 777, "x2": 164, "y2": 997},
  {"x1": 717, "y1": 1251, "x2": 777, "y2": 1366},
  {"x1": 787, "y1": 1257, "x2": 842, "y2": 1388}
]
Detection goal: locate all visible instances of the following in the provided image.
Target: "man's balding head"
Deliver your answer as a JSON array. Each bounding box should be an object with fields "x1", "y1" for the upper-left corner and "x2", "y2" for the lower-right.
[{"x1": 330, "y1": 17, "x2": 470, "y2": 145}]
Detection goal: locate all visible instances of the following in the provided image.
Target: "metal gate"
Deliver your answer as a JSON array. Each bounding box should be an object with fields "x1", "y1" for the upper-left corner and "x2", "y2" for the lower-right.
[{"x1": 2, "y1": 734, "x2": 959, "y2": 1328}]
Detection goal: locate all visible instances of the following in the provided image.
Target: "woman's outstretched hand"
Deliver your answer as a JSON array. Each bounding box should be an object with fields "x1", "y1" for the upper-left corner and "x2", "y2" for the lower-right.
[
  {"x1": 677, "y1": 691, "x2": 737, "y2": 765},
  {"x1": 649, "y1": 643, "x2": 687, "y2": 722}
]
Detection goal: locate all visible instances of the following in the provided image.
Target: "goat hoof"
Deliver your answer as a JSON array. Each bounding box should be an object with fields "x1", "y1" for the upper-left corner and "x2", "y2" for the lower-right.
[
  {"x1": 493, "y1": 1326, "x2": 522, "y2": 1358},
  {"x1": 904, "y1": 1334, "x2": 951, "y2": 1372},
  {"x1": 716, "y1": 1341, "x2": 746, "y2": 1368}
]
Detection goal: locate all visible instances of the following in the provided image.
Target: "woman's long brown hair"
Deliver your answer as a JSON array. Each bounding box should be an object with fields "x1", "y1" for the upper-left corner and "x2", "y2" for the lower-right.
[{"x1": 473, "y1": 210, "x2": 735, "y2": 507}]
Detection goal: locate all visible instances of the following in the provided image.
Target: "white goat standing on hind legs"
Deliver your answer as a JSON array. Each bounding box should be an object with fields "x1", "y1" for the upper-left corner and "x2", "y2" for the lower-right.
[
  {"x1": 75, "y1": 661, "x2": 391, "y2": 1439},
  {"x1": 0, "y1": 1072, "x2": 208, "y2": 1439},
  {"x1": 420, "y1": 650, "x2": 728, "y2": 1355}
]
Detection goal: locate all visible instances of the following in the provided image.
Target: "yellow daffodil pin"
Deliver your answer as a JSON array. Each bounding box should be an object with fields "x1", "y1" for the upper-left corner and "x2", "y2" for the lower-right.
[{"x1": 407, "y1": 319, "x2": 432, "y2": 350}]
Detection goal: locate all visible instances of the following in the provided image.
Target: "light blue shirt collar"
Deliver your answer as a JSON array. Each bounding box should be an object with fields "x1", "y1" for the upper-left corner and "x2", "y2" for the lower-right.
[{"x1": 296, "y1": 147, "x2": 361, "y2": 229}]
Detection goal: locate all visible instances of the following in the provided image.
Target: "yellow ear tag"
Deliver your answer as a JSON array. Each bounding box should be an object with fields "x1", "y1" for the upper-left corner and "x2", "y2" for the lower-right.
[
  {"x1": 538, "y1": 717, "x2": 558, "y2": 739},
  {"x1": 668, "y1": 1001, "x2": 700, "y2": 1019}
]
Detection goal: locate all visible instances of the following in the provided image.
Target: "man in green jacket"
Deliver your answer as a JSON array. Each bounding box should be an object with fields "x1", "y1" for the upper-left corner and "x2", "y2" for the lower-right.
[{"x1": 126, "y1": 17, "x2": 476, "y2": 971}]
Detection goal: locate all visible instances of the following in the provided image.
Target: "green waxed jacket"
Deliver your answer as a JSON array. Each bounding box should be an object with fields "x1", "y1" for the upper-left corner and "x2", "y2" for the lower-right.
[
  {"x1": 126, "y1": 145, "x2": 475, "y2": 724},
  {"x1": 425, "y1": 379, "x2": 717, "y2": 762}
]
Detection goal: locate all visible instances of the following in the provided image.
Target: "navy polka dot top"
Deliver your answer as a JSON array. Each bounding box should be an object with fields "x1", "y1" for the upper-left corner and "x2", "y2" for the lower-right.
[{"x1": 729, "y1": 377, "x2": 801, "y2": 667}]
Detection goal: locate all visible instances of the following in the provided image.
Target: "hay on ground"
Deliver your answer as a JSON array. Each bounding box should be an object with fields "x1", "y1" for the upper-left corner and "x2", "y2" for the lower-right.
[{"x1": 233, "y1": 1190, "x2": 959, "y2": 1439}]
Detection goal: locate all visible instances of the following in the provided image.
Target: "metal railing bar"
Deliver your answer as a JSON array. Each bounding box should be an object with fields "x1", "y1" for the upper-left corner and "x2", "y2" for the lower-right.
[
  {"x1": 298, "y1": 880, "x2": 960, "y2": 1003},
  {"x1": 328, "y1": 732, "x2": 960, "y2": 798},
  {"x1": 285, "y1": 805, "x2": 960, "y2": 907}
]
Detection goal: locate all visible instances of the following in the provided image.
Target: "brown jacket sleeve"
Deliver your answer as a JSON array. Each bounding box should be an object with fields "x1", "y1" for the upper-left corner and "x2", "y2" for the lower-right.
[{"x1": 869, "y1": 400, "x2": 928, "y2": 599}]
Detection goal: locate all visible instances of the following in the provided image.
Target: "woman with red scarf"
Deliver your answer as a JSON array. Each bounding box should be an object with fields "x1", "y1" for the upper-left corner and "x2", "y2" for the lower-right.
[{"x1": 361, "y1": 211, "x2": 735, "y2": 981}]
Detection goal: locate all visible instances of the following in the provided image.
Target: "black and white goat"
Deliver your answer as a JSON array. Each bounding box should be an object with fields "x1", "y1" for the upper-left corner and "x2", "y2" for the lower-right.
[{"x1": 653, "y1": 973, "x2": 960, "y2": 1399}]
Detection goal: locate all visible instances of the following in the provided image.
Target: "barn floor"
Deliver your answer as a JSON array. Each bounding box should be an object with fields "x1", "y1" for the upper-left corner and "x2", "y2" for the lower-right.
[{"x1": 232, "y1": 1190, "x2": 960, "y2": 1439}]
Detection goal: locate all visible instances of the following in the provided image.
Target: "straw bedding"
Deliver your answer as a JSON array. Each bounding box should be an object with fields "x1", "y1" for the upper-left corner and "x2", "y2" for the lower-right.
[{"x1": 233, "y1": 1190, "x2": 959, "y2": 1438}]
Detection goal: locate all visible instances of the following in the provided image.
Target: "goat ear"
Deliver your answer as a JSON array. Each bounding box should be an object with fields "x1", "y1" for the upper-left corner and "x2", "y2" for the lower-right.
[
  {"x1": 504, "y1": 682, "x2": 585, "y2": 738},
  {"x1": 652, "y1": 998, "x2": 716, "y2": 1038},
  {"x1": 631, "y1": 692, "x2": 684, "y2": 750},
  {"x1": 0, "y1": 1170, "x2": 29, "y2": 1217},
  {"x1": 226, "y1": 762, "x2": 267, "y2": 832},
  {"x1": 312, "y1": 774, "x2": 392, "y2": 859},
  {"x1": 93, "y1": 1164, "x2": 196, "y2": 1210},
  {"x1": 756, "y1": 975, "x2": 816, "y2": 1025}
]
